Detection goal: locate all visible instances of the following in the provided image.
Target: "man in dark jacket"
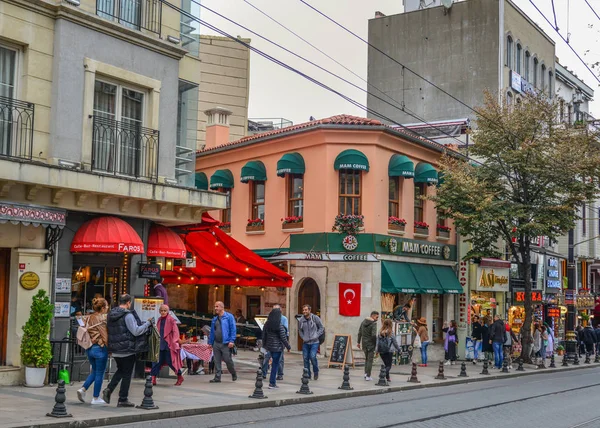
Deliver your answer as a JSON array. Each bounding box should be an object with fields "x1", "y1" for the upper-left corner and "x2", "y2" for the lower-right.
[
  {"x1": 594, "y1": 323, "x2": 600, "y2": 357},
  {"x1": 488, "y1": 315, "x2": 506, "y2": 369},
  {"x1": 471, "y1": 315, "x2": 483, "y2": 364},
  {"x1": 582, "y1": 324, "x2": 596, "y2": 359},
  {"x1": 102, "y1": 294, "x2": 152, "y2": 407},
  {"x1": 357, "y1": 311, "x2": 379, "y2": 381}
]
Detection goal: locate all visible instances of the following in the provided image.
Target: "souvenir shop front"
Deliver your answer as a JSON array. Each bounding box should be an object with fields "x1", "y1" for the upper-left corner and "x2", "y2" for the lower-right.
[{"x1": 470, "y1": 258, "x2": 510, "y2": 322}]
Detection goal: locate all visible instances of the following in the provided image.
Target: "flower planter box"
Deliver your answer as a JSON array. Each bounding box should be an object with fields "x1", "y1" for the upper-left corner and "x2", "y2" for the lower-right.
[
  {"x1": 437, "y1": 229, "x2": 450, "y2": 238},
  {"x1": 414, "y1": 226, "x2": 429, "y2": 236},
  {"x1": 388, "y1": 223, "x2": 406, "y2": 232},
  {"x1": 282, "y1": 222, "x2": 303, "y2": 230},
  {"x1": 219, "y1": 227, "x2": 231, "y2": 234},
  {"x1": 246, "y1": 225, "x2": 264, "y2": 232}
]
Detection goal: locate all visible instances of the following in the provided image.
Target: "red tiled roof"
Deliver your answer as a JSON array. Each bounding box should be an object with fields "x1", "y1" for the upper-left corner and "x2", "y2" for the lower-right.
[{"x1": 197, "y1": 114, "x2": 385, "y2": 154}]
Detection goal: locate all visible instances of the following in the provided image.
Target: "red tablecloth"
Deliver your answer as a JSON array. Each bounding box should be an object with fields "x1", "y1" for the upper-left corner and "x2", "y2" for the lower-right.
[{"x1": 181, "y1": 343, "x2": 212, "y2": 361}]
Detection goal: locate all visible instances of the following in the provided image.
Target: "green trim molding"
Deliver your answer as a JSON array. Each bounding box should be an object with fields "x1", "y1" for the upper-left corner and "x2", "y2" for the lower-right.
[
  {"x1": 253, "y1": 248, "x2": 290, "y2": 257},
  {"x1": 388, "y1": 154, "x2": 415, "y2": 178},
  {"x1": 276, "y1": 152, "x2": 305, "y2": 177},
  {"x1": 241, "y1": 160, "x2": 267, "y2": 183},
  {"x1": 334, "y1": 149, "x2": 369, "y2": 172},
  {"x1": 209, "y1": 169, "x2": 235, "y2": 190}
]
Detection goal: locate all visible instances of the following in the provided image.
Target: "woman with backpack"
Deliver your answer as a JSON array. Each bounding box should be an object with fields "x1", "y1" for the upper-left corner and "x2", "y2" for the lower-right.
[
  {"x1": 376, "y1": 319, "x2": 400, "y2": 382},
  {"x1": 262, "y1": 307, "x2": 291, "y2": 389},
  {"x1": 77, "y1": 297, "x2": 109, "y2": 405}
]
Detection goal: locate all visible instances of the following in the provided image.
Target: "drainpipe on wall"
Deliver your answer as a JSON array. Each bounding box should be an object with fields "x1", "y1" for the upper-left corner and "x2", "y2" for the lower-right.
[
  {"x1": 498, "y1": 0, "x2": 505, "y2": 103},
  {"x1": 49, "y1": 241, "x2": 59, "y2": 340}
]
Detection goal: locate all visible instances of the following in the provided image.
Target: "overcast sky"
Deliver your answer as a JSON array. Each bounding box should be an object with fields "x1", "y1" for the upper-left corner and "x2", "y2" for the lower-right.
[{"x1": 200, "y1": 0, "x2": 600, "y2": 125}]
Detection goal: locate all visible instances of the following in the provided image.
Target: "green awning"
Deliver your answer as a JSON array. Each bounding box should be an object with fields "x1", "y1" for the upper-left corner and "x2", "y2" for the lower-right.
[
  {"x1": 276, "y1": 152, "x2": 305, "y2": 177},
  {"x1": 240, "y1": 160, "x2": 267, "y2": 183},
  {"x1": 381, "y1": 261, "x2": 458, "y2": 294},
  {"x1": 209, "y1": 169, "x2": 234, "y2": 190},
  {"x1": 408, "y1": 263, "x2": 445, "y2": 294},
  {"x1": 433, "y1": 266, "x2": 463, "y2": 294},
  {"x1": 414, "y1": 162, "x2": 439, "y2": 185},
  {"x1": 381, "y1": 261, "x2": 420, "y2": 293},
  {"x1": 388, "y1": 154, "x2": 415, "y2": 178},
  {"x1": 334, "y1": 149, "x2": 369, "y2": 172},
  {"x1": 195, "y1": 172, "x2": 208, "y2": 190}
]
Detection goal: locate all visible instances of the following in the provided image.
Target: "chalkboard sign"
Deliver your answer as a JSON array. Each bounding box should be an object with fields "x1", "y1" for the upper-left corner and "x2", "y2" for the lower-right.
[
  {"x1": 327, "y1": 334, "x2": 354, "y2": 369},
  {"x1": 139, "y1": 263, "x2": 161, "y2": 280}
]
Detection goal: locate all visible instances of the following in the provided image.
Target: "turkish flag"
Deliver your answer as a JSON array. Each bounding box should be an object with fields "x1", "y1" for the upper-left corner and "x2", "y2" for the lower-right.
[{"x1": 339, "y1": 283, "x2": 361, "y2": 317}]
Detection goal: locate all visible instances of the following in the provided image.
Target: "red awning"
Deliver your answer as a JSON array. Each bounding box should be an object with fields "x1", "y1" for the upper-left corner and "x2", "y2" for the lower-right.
[
  {"x1": 161, "y1": 226, "x2": 292, "y2": 287},
  {"x1": 147, "y1": 224, "x2": 187, "y2": 258},
  {"x1": 70, "y1": 216, "x2": 144, "y2": 254}
]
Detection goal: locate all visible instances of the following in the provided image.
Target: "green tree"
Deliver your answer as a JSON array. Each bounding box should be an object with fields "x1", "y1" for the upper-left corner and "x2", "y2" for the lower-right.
[
  {"x1": 434, "y1": 92, "x2": 600, "y2": 361},
  {"x1": 21, "y1": 290, "x2": 54, "y2": 368}
]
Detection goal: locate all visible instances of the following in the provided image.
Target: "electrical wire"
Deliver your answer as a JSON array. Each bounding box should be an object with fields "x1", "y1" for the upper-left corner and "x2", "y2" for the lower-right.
[{"x1": 584, "y1": 0, "x2": 600, "y2": 22}]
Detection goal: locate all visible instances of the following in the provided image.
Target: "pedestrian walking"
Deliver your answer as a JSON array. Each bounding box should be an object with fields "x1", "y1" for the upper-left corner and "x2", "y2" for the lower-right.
[
  {"x1": 416, "y1": 317, "x2": 430, "y2": 367},
  {"x1": 576, "y1": 325, "x2": 585, "y2": 357},
  {"x1": 503, "y1": 323, "x2": 518, "y2": 369},
  {"x1": 152, "y1": 278, "x2": 168, "y2": 306},
  {"x1": 442, "y1": 320, "x2": 458, "y2": 365},
  {"x1": 482, "y1": 317, "x2": 493, "y2": 363},
  {"x1": 357, "y1": 311, "x2": 379, "y2": 380},
  {"x1": 261, "y1": 307, "x2": 291, "y2": 389},
  {"x1": 471, "y1": 315, "x2": 483, "y2": 364},
  {"x1": 262, "y1": 304, "x2": 288, "y2": 381},
  {"x1": 376, "y1": 319, "x2": 400, "y2": 382},
  {"x1": 540, "y1": 324, "x2": 548, "y2": 365},
  {"x1": 582, "y1": 322, "x2": 595, "y2": 360},
  {"x1": 545, "y1": 322, "x2": 555, "y2": 358},
  {"x1": 77, "y1": 297, "x2": 109, "y2": 405},
  {"x1": 151, "y1": 305, "x2": 184, "y2": 386},
  {"x1": 208, "y1": 301, "x2": 237, "y2": 383},
  {"x1": 102, "y1": 294, "x2": 152, "y2": 407},
  {"x1": 532, "y1": 323, "x2": 542, "y2": 365},
  {"x1": 594, "y1": 323, "x2": 600, "y2": 356},
  {"x1": 489, "y1": 315, "x2": 506, "y2": 369},
  {"x1": 297, "y1": 304, "x2": 324, "y2": 380}
]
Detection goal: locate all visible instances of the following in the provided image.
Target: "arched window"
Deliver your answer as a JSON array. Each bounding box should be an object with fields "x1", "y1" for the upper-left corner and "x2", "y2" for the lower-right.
[
  {"x1": 541, "y1": 64, "x2": 546, "y2": 90},
  {"x1": 525, "y1": 51, "x2": 530, "y2": 80},
  {"x1": 516, "y1": 43, "x2": 522, "y2": 74},
  {"x1": 548, "y1": 70, "x2": 553, "y2": 96},
  {"x1": 506, "y1": 36, "x2": 513, "y2": 68},
  {"x1": 533, "y1": 57, "x2": 539, "y2": 87},
  {"x1": 506, "y1": 91, "x2": 513, "y2": 106}
]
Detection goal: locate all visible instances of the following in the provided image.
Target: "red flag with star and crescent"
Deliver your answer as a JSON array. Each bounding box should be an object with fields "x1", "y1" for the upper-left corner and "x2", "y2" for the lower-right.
[{"x1": 339, "y1": 283, "x2": 361, "y2": 316}]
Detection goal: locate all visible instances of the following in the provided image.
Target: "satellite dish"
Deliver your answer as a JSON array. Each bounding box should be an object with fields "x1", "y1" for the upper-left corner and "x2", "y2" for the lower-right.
[{"x1": 441, "y1": 0, "x2": 454, "y2": 9}]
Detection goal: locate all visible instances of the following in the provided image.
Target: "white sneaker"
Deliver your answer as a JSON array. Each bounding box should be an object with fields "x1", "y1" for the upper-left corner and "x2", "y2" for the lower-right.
[
  {"x1": 444, "y1": 361, "x2": 451, "y2": 366},
  {"x1": 364, "y1": 373, "x2": 368, "y2": 379},
  {"x1": 365, "y1": 376, "x2": 373, "y2": 381},
  {"x1": 91, "y1": 398, "x2": 107, "y2": 405},
  {"x1": 77, "y1": 388, "x2": 86, "y2": 403}
]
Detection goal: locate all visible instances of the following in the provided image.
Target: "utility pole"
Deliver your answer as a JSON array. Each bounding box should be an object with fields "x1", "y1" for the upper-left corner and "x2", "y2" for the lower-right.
[{"x1": 566, "y1": 229, "x2": 576, "y2": 332}]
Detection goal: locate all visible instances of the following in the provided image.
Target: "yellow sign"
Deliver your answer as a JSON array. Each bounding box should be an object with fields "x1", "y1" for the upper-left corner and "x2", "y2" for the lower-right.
[
  {"x1": 20, "y1": 271, "x2": 40, "y2": 290},
  {"x1": 560, "y1": 305, "x2": 568, "y2": 315},
  {"x1": 476, "y1": 268, "x2": 509, "y2": 291}
]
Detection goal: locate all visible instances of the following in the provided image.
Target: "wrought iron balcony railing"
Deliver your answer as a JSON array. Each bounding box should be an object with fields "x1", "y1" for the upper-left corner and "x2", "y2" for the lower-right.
[
  {"x1": 0, "y1": 95, "x2": 35, "y2": 161},
  {"x1": 92, "y1": 115, "x2": 159, "y2": 182},
  {"x1": 96, "y1": 0, "x2": 162, "y2": 35}
]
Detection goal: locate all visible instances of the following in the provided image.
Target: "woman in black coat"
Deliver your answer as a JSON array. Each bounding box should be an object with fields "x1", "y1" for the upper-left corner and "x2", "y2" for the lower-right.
[
  {"x1": 481, "y1": 316, "x2": 492, "y2": 362},
  {"x1": 262, "y1": 308, "x2": 290, "y2": 389}
]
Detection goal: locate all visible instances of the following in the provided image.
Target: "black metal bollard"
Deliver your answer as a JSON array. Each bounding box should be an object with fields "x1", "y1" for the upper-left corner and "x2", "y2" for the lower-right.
[
  {"x1": 516, "y1": 358, "x2": 525, "y2": 371},
  {"x1": 502, "y1": 358, "x2": 509, "y2": 373},
  {"x1": 136, "y1": 375, "x2": 159, "y2": 410},
  {"x1": 338, "y1": 365, "x2": 353, "y2": 390},
  {"x1": 574, "y1": 353, "x2": 580, "y2": 365},
  {"x1": 481, "y1": 359, "x2": 490, "y2": 375},
  {"x1": 585, "y1": 353, "x2": 591, "y2": 364},
  {"x1": 407, "y1": 362, "x2": 420, "y2": 383},
  {"x1": 46, "y1": 380, "x2": 72, "y2": 418},
  {"x1": 376, "y1": 364, "x2": 389, "y2": 386},
  {"x1": 562, "y1": 354, "x2": 569, "y2": 367},
  {"x1": 458, "y1": 362, "x2": 468, "y2": 377},
  {"x1": 549, "y1": 353, "x2": 556, "y2": 368},
  {"x1": 595, "y1": 354, "x2": 600, "y2": 364},
  {"x1": 249, "y1": 369, "x2": 267, "y2": 399},
  {"x1": 435, "y1": 361, "x2": 446, "y2": 380},
  {"x1": 297, "y1": 368, "x2": 313, "y2": 395}
]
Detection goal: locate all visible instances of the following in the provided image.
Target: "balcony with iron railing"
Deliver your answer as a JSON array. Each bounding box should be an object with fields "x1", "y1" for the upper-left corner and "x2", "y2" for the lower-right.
[
  {"x1": 92, "y1": 115, "x2": 159, "y2": 182},
  {"x1": 96, "y1": 0, "x2": 162, "y2": 35},
  {"x1": 0, "y1": 95, "x2": 35, "y2": 161}
]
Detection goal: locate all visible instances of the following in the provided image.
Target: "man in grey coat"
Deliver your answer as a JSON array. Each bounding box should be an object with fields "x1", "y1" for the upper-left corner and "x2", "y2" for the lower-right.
[{"x1": 296, "y1": 304, "x2": 324, "y2": 380}]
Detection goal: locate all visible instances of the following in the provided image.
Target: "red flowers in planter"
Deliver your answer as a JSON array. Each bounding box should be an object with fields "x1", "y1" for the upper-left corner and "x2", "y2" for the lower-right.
[
  {"x1": 437, "y1": 224, "x2": 451, "y2": 232},
  {"x1": 281, "y1": 216, "x2": 303, "y2": 224},
  {"x1": 332, "y1": 214, "x2": 364, "y2": 235},
  {"x1": 218, "y1": 222, "x2": 231, "y2": 229},
  {"x1": 388, "y1": 216, "x2": 407, "y2": 226},
  {"x1": 414, "y1": 221, "x2": 430, "y2": 229},
  {"x1": 247, "y1": 218, "x2": 264, "y2": 227}
]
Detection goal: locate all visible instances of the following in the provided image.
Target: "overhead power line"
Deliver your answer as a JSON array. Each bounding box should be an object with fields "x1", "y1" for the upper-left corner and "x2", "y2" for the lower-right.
[{"x1": 584, "y1": 0, "x2": 600, "y2": 23}]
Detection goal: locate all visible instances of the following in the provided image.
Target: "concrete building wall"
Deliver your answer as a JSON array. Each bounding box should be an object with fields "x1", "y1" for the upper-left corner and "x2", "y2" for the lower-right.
[
  {"x1": 367, "y1": 0, "x2": 499, "y2": 124},
  {"x1": 198, "y1": 36, "x2": 250, "y2": 149}
]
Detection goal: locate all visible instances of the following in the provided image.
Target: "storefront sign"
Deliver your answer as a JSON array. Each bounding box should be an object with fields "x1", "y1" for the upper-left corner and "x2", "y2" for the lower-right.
[
  {"x1": 398, "y1": 241, "x2": 451, "y2": 260},
  {"x1": 547, "y1": 307, "x2": 560, "y2": 318},
  {"x1": 54, "y1": 302, "x2": 70, "y2": 318},
  {"x1": 0, "y1": 201, "x2": 66, "y2": 228},
  {"x1": 576, "y1": 294, "x2": 595, "y2": 309},
  {"x1": 19, "y1": 272, "x2": 40, "y2": 290},
  {"x1": 55, "y1": 278, "x2": 72, "y2": 294},
  {"x1": 513, "y1": 291, "x2": 543, "y2": 303},
  {"x1": 302, "y1": 252, "x2": 378, "y2": 262},
  {"x1": 138, "y1": 263, "x2": 161, "y2": 280},
  {"x1": 511, "y1": 71, "x2": 522, "y2": 93},
  {"x1": 475, "y1": 268, "x2": 509, "y2": 292},
  {"x1": 565, "y1": 290, "x2": 575, "y2": 305}
]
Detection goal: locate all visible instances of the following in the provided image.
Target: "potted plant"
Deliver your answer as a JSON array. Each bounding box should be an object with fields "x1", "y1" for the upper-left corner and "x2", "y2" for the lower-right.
[
  {"x1": 556, "y1": 345, "x2": 565, "y2": 356},
  {"x1": 332, "y1": 214, "x2": 364, "y2": 235},
  {"x1": 281, "y1": 216, "x2": 303, "y2": 230},
  {"x1": 388, "y1": 216, "x2": 406, "y2": 232},
  {"x1": 219, "y1": 222, "x2": 231, "y2": 233},
  {"x1": 246, "y1": 218, "x2": 264, "y2": 232},
  {"x1": 414, "y1": 221, "x2": 430, "y2": 235},
  {"x1": 21, "y1": 289, "x2": 54, "y2": 387},
  {"x1": 437, "y1": 224, "x2": 451, "y2": 238}
]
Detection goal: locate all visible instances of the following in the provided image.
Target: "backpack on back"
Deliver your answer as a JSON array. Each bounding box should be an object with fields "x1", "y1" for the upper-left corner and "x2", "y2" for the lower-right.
[{"x1": 76, "y1": 317, "x2": 104, "y2": 350}]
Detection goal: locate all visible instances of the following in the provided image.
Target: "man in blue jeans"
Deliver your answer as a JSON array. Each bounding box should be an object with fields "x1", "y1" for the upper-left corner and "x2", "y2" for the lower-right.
[
  {"x1": 297, "y1": 304, "x2": 324, "y2": 380},
  {"x1": 489, "y1": 315, "x2": 506, "y2": 369}
]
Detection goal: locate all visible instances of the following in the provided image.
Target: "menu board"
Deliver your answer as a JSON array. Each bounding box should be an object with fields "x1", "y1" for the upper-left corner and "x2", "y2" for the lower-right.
[
  {"x1": 254, "y1": 315, "x2": 268, "y2": 330},
  {"x1": 133, "y1": 296, "x2": 163, "y2": 323},
  {"x1": 327, "y1": 334, "x2": 354, "y2": 369},
  {"x1": 395, "y1": 321, "x2": 413, "y2": 365}
]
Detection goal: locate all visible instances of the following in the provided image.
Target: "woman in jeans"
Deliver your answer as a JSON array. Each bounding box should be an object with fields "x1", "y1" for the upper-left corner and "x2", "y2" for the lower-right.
[
  {"x1": 77, "y1": 297, "x2": 109, "y2": 405},
  {"x1": 376, "y1": 319, "x2": 400, "y2": 382},
  {"x1": 262, "y1": 307, "x2": 290, "y2": 389},
  {"x1": 416, "y1": 318, "x2": 430, "y2": 367}
]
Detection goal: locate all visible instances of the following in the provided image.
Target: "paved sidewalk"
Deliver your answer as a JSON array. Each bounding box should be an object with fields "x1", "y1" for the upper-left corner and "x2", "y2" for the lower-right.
[{"x1": 0, "y1": 352, "x2": 591, "y2": 428}]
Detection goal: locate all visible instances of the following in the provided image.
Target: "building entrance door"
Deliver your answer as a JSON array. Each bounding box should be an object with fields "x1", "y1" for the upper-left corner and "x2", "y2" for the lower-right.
[
  {"x1": 297, "y1": 278, "x2": 321, "y2": 349},
  {"x1": 0, "y1": 249, "x2": 10, "y2": 366}
]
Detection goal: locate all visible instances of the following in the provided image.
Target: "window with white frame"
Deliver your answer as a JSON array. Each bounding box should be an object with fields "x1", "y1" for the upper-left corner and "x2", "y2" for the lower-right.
[
  {"x1": 0, "y1": 45, "x2": 17, "y2": 156},
  {"x1": 506, "y1": 36, "x2": 513, "y2": 68}
]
